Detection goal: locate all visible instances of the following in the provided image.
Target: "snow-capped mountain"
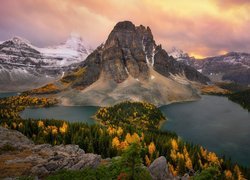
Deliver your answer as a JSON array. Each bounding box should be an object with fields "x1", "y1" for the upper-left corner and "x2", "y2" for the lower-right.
[
  {"x1": 36, "y1": 33, "x2": 91, "y2": 66},
  {"x1": 168, "y1": 47, "x2": 190, "y2": 61},
  {"x1": 0, "y1": 35, "x2": 91, "y2": 91}
]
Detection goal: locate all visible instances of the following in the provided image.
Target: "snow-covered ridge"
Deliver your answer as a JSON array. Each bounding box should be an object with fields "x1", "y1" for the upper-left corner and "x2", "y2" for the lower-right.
[
  {"x1": 0, "y1": 34, "x2": 92, "y2": 67},
  {"x1": 7, "y1": 36, "x2": 32, "y2": 46},
  {"x1": 37, "y1": 33, "x2": 90, "y2": 58},
  {"x1": 167, "y1": 47, "x2": 189, "y2": 60}
]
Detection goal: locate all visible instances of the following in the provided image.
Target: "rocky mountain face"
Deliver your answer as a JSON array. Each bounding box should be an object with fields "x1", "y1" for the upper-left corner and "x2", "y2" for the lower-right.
[
  {"x1": 195, "y1": 52, "x2": 250, "y2": 85},
  {"x1": 72, "y1": 22, "x2": 208, "y2": 88},
  {"x1": 51, "y1": 21, "x2": 209, "y2": 106},
  {"x1": 170, "y1": 49, "x2": 250, "y2": 85},
  {"x1": 0, "y1": 35, "x2": 91, "y2": 91}
]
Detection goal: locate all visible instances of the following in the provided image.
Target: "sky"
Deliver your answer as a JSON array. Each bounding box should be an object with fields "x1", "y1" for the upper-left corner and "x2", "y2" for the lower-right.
[{"x1": 0, "y1": 0, "x2": 249, "y2": 58}]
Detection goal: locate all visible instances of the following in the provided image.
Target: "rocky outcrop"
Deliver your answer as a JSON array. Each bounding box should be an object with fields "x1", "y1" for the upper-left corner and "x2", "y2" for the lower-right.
[
  {"x1": 69, "y1": 21, "x2": 209, "y2": 89},
  {"x1": 154, "y1": 45, "x2": 210, "y2": 84},
  {"x1": 0, "y1": 126, "x2": 34, "y2": 150},
  {"x1": 51, "y1": 21, "x2": 210, "y2": 106},
  {"x1": 148, "y1": 156, "x2": 174, "y2": 180},
  {"x1": 0, "y1": 127, "x2": 101, "y2": 178}
]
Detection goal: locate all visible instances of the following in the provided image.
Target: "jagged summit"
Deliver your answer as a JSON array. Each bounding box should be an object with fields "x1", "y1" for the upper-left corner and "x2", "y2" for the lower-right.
[
  {"x1": 49, "y1": 21, "x2": 210, "y2": 106},
  {"x1": 77, "y1": 21, "x2": 209, "y2": 86},
  {"x1": 112, "y1": 21, "x2": 136, "y2": 31}
]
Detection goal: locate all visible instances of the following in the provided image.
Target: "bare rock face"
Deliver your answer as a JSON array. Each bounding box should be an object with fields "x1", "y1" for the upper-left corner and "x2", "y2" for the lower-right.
[
  {"x1": 0, "y1": 127, "x2": 101, "y2": 178},
  {"x1": 0, "y1": 126, "x2": 34, "y2": 150},
  {"x1": 148, "y1": 156, "x2": 174, "y2": 180},
  {"x1": 66, "y1": 21, "x2": 209, "y2": 90},
  {"x1": 154, "y1": 45, "x2": 210, "y2": 84},
  {"x1": 40, "y1": 21, "x2": 211, "y2": 106}
]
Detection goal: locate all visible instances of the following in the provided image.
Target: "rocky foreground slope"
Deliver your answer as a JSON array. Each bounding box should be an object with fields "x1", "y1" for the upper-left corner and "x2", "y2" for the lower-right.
[
  {"x1": 0, "y1": 127, "x2": 181, "y2": 179},
  {"x1": 0, "y1": 127, "x2": 101, "y2": 178}
]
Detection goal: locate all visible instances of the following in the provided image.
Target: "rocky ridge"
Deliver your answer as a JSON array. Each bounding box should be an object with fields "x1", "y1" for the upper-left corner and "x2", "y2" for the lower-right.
[
  {"x1": 0, "y1": 35, "x2": 91, "y2": 91},
  {"x1": 50, "y1": 21, "x2": 210, "y2": 106},
  {"x1": 169, "y1": 48, "x2": 250, "y2": 85}
]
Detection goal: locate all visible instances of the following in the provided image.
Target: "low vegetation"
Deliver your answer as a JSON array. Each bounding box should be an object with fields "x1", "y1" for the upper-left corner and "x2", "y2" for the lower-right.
[
  {"x1": 95, "y1": 101, "x2": 165, "y2": 130},
  {"x1": 216, "y1": 82, "x2": 250, "y2": 92},
  {"x1": 200, "y1": 85, "x2": 231, "y2": 95},
  {"x1": 23, "y1": 84, "x2": 60, "y2": 95},
  {"x1": 0, "y1": 95, "x2": 57, "y2": 119},
  {"x1": 60, "y1": 67, "x2": 86, "y2": 84},
  {"x1": 228, "y1": 89, "x2": 250, "y2": 111}
]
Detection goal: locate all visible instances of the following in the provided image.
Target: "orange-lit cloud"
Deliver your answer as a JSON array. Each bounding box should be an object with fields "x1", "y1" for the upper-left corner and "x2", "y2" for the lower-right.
[{"x1": 0, "y1": 0, "x2": 249, "y2": 58}]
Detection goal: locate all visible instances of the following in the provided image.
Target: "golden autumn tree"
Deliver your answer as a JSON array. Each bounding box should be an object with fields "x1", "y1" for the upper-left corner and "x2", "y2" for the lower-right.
[
  {"x1": 224, "y1": 170, "x2": 233, "y2": 180},
  {"x1": 148, "y1": 142, "x2": 156, "y2": 156},
  {"x1": 112, "y1": 136, "x2": 121, "y2": 149},
  {"x1": 171, "y1": 139, "x2": 178, "y2": 151}
]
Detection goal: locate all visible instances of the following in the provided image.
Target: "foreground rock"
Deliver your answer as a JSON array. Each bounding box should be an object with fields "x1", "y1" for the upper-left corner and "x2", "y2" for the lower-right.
[
  {"x1": 149, "y1": 156, "x2": 174, "y2": 180},
  {"x1": 0, "y1": 127, "x2": 101, "y2": 178}
]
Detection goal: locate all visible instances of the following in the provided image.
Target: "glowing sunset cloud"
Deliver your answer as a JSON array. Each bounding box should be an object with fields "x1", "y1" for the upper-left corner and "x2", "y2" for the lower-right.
[{"x1": 0, "y1": 0, "x2": 249, "y2": 58}]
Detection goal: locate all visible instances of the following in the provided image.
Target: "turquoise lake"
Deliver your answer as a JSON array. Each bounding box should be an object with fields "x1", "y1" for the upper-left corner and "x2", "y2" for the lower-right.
[
  {"x1": 0, "y1": 92, "x2": 18, "y2": 98},
  {"x1": 17, "y1": 95, "x2": 250, "y2": 166}
]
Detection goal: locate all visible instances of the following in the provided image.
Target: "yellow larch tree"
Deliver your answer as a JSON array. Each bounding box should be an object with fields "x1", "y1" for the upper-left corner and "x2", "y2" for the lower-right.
[
  {"x1": 234, "y1": 165, "x2": 245, "y2": 180},
  {"x1": 59, "y1": 122, "x2": 68, "y2": 134},
  {"x1": 168, "y1": 163, "x2": 178, "y2": 177},
  {"x1": 112, "y1": 136, "x2": 120, "y2": 149},
  {"x1": 224, "y1": 170, "x2": 233, "y2": 180},
  {"x1": 183, "y1": 146, "x2": 193, "y2": 170},
  {"x1": 116, "y1": 127, "x2": 123, "y2": 136},
  {"x1": 38, "y1": 120, "x2": 44, "y2": 128},
  {"x1": 145, "y1": 155, "x2": 151, "y2": 166},
  {"x1": 171, "y1": 139, "x2": 178, "y2": 151},
  {"x1": 148, "y1": 142, "x2": 156, "y2": 156}
]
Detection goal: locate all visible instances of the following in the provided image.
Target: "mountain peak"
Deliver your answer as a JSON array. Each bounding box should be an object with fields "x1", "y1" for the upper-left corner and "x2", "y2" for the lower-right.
[
  {"x1": 10, "y1": 36, "x2": 31, "y2": 45},
  {"x1": 113, "y1": 21, "x2": 136, "y2": 31}
]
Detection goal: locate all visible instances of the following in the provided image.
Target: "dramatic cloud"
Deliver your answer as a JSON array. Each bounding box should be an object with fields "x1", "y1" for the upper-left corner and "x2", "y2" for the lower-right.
[{"x1": 0, "y1": 0, "x2": 249, "y2": 57}]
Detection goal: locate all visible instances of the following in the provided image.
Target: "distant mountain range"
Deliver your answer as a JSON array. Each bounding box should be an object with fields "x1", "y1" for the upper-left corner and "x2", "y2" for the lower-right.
[
  {"x1": 168, "y1": 48, "x2": 250, "y2": 85},
  {"x1": 1, "y1": 22, "x2": 249, "y2": 94},
  {"x1": 0, "y1": 34, "x2": 92, "y2": 91}
]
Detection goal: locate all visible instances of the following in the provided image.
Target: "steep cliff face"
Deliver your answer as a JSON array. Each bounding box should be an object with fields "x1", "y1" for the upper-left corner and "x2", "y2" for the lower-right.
[
  {"x1": 37, "y1": 21, "x2": 210, "y2": 106},
  {"x1": 68, "y1": 21, "x2": 209, "y2": 90},
  {"x1": 154, "y1": 45, "x2": 209, "y2": 84}
]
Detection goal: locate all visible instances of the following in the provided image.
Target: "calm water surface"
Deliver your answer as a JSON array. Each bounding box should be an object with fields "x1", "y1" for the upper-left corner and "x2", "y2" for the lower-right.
[
  {"x1": 19, "y1": 95, "x2": 250, "y2": 166},
  {"x1": 21, "y1": 106, "x2": 99, "y2": 124},
  {"x1": 0, "y1": 92, "x2": 18, "y2": 98},
  {"x1": 160, "y1": 95, "x2": 250, "y2": 167}
]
